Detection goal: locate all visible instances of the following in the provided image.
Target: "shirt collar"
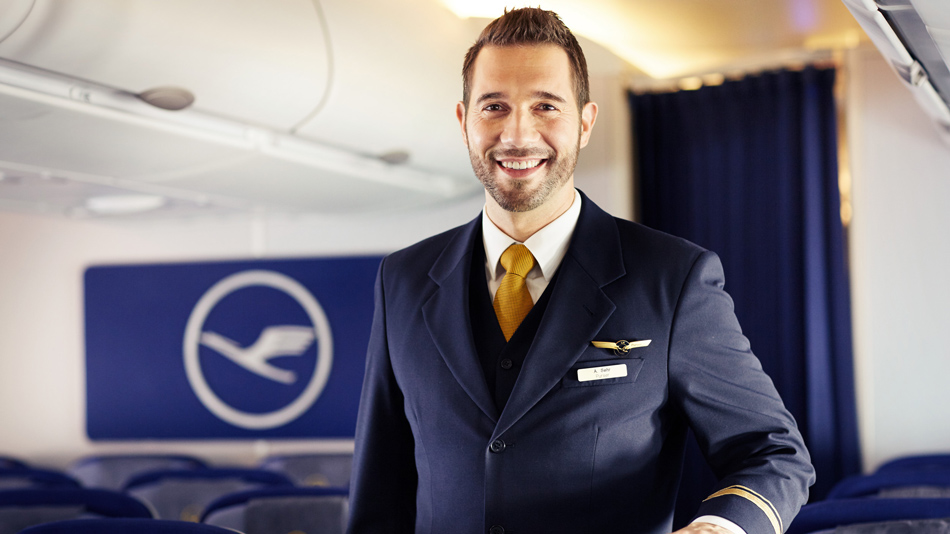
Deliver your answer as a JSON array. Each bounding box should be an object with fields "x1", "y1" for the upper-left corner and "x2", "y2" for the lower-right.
[{"x1": 482, "y1": 189, "x2": 582, "y2": 281}]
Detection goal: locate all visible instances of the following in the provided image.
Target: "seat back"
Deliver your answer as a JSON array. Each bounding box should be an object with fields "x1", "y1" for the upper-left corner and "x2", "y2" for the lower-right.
[
  {"x1": 203, "y1": 486, "x2": 349, "y2": 534},
  {"x1": 68, "y1": 455, "x2": 207, "y2": 490},
  {"x1": 0, "y1": 459, "x2": 26, "y2": 471},
  {"x1": 0, "y1": 469, "x2": 80, "y2": 490},
  {"x1": 0, "y1": 488, "x2": 152, "y2": 534},
  {"x1": 832, "y1": 517, "x2": 950, "y2": 533},
  {"x1": 828, "y1": 471, "x2": 950, "y2": 499},
  {"x1": 787, "y1": 498, "x2": 950, "y2": 534},
  {"x1": 19, "y1": 518, "x2": 243, "y2": 534},
  {"x1": 876, "y1": 454, "x2": 950, "y2": 474},
  {"x1": 124, "y1": 468, "x2": 293, "y2": 521},
  {"x1": 258, "y1": 453, "x2": 352, "y2": 487},
  {"x1": 0, "y1": 504, "x2": 82, "y2": 534}
]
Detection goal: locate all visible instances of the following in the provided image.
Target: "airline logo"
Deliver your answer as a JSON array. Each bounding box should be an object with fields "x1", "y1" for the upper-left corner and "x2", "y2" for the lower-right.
[
  {"x1": 84, "y1": 256, "x2": 380, "y2": 440},
  {"x1": 183, "y1": 270, "x2": 332, "y2": 430}
]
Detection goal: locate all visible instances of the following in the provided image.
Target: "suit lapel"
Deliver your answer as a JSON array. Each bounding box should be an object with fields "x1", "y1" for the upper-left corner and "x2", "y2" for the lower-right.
[
  {"x1": 422, "y1": 215, "x2": 499, "y2": 422},
  {"x1": 493, "y1": 193, "x2": 627, "y2": 438}
]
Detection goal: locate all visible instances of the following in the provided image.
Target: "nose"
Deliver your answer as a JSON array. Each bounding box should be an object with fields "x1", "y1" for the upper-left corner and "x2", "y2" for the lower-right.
[{"x1": 499, "y1": 108, "x2": 540, "y2": 147}]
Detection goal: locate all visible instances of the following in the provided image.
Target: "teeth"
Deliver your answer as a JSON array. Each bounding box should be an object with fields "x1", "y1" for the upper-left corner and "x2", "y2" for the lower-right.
[{"x1": 500, "y1": 160, "x2": 542, "y2": 170}]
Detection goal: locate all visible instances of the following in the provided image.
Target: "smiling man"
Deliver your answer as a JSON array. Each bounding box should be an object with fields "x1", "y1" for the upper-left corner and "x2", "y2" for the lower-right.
[{"x1": 347, "y1": 8, "x2": 813, "y2": 534}]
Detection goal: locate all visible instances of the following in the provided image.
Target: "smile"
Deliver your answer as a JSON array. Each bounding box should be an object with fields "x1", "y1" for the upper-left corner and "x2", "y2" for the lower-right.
[{"x1": 498, "y1": 159, "x2": 544, "y2": 170}]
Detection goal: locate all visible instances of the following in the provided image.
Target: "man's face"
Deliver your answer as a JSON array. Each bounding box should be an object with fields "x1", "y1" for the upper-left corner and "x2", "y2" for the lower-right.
[{"x1": 457, "y1": 45, "x2": 596, "y2": 213}]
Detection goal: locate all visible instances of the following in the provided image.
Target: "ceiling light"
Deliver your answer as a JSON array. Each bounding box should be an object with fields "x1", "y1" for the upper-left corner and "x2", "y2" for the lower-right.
[
  {"x1": 442, "y1": 0, "x2": 857, "y2": 80},
  {"x1": 439, "y1": 0, "x2": 702, "y2": 77},
  {"x1": 439, "y1": 0, "x2": 507, "y2": 18},
  {"x1": 678, "y1": 77, "x2": 703, "y2": 91},
  {"x1": 85, "y1": 195, "x2": 166, "y2": 215},
  {"x1": 702, "y1": 73, "x2": 725, "y2": 87}
]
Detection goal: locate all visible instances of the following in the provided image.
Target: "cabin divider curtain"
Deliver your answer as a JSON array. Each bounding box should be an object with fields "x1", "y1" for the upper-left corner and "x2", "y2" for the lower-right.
[{"x1": 629, "y1": 67, "x2": 860, "y2": 523}]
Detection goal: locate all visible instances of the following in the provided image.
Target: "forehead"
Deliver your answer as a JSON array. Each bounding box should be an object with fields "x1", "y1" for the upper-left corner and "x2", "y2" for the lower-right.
[{"x1": 470, "y1": 44, "x2": 575, "y2": 103}]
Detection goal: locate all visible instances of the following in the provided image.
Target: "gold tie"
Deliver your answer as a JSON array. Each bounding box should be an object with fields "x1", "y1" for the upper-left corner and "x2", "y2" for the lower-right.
[{"x1": 493, "y1": 244, "x2": 536, "y2": 341}]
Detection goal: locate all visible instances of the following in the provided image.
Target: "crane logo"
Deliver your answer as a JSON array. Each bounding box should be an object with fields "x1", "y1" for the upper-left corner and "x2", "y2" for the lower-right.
[
  {"x1": 183, "y1": 270, "x2": 333, "y2": 430},
  {"x1": 199, "y1": 326, "x2": 315, "y2": 385}
]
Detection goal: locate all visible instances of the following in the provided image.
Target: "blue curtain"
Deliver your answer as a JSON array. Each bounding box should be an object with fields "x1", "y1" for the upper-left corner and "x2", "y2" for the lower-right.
[{"x1": 629, "y1": 67, "x2": 860, "y2": 523}]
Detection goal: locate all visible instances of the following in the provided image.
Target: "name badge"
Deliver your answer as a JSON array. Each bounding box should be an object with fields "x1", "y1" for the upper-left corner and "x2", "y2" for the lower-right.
[{"x1": 577, "y1": 364, "x2": 628, "y2": 382}]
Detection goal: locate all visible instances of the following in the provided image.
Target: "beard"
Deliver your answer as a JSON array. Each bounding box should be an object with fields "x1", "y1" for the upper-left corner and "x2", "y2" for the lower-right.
[{"x1": 467, "y1": 136, "x2": 580, "y2": 213}]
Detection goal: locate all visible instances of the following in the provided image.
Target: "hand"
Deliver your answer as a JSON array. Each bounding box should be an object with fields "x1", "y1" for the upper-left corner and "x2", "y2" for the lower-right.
[{"x1": 672, "y1": 522, "x2": 734, "y2": 534}]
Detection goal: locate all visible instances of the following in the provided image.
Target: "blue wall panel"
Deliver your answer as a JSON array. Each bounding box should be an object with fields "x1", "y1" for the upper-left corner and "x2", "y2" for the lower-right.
[{"x1": 84, "y1": 256, "x2": 381, "y2": 440}]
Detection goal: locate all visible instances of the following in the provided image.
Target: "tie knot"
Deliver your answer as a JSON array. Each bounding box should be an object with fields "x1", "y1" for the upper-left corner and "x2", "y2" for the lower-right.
[{"x1": 499, "y1": 244, "x2": 535, "y2": 278}]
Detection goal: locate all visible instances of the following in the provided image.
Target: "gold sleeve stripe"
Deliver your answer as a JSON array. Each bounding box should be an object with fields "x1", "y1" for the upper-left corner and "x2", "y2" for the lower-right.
[
  {"x1": 734, "y1": 485, "x2": 782, "y2": 530},
  {"x1": 703, "y1": 485, "x2": 782, "y2": 534}
]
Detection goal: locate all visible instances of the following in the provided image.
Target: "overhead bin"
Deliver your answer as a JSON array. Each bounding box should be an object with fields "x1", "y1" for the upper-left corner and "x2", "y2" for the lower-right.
[
  {"x1": 842, "y1": 0, "x2": 950, "y2": 143},
  {"x1": 0, "y1": 0, "x2": 330, "y2": 131},
  {"x1": 0, "y1": 0, "x2": 481, "y2": 217}
]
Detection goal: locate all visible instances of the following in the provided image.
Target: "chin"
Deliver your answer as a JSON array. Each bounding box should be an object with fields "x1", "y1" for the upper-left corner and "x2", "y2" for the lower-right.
[{"x1": 488, "y1": 180, "x2": 558, "y2": 213}]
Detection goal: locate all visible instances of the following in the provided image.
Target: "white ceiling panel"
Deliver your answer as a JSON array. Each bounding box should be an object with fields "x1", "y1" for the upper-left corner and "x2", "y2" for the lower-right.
[{"x1": 293, "y1": 0, "x2": 476, "y2": 178}]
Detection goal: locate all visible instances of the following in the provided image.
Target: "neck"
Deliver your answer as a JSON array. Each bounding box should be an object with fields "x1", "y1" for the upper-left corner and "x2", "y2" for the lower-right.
[{"x1": 485, "y1": 185, "x2": 575, "y2": 242}]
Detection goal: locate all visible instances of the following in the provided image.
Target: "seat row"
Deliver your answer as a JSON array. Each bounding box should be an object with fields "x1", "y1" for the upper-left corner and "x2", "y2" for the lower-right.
[
  {"x1": 0, "y1": 485, "x2": 348, "y2": 534},
  {"x1": 787, "y1": 453, "x2": 950, "y2": 533},
  {"x1": 0, "y1": 453, "x2": 353, "y2": 534},
  {"x1": 2, "y1": 452, "x2": 351, "y2": 490},
  {"x1": 64, "y1": 452, "x2": 352, "y2": 490}
]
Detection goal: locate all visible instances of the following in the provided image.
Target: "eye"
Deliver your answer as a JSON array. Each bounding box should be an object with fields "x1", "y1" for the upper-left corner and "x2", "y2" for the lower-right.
[
  {"x1": 483, "y1": 103, "x2": 505, "y2": 112},
  {"x1": 537, "y1": 103, "x2": 558, "y2": 112}
]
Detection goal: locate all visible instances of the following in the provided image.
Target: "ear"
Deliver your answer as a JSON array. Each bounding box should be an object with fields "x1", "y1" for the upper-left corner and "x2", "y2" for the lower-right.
[
  {"x1": 456, "y1": 101, "x2": 468, "y2": 146},
  {"x1": 578, "y1": 101, "x2": 598, "y2": 149}
]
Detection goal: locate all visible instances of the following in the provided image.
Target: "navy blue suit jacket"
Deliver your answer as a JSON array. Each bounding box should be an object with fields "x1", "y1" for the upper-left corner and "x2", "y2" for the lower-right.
[{"x1": 348, "y1": 193, "x2": 814, "y2": 534}]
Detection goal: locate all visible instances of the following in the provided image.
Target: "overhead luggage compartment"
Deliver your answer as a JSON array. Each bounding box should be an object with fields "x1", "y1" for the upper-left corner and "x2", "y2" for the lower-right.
[
  {"x1": 0, "y1": 0, "x2": 480, "y2": 218},
  {"x1": 0, "y1": 0, "x2": 330, "y2": 130}
]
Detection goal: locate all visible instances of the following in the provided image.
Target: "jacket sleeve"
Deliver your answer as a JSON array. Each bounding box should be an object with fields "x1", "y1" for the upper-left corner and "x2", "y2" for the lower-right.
[
  {"x1": 347, "y1": 258, "x2": 418, "y2": 534},
  {"x1": 669, "y1": 251, "x2": 815, "y2": 534}
]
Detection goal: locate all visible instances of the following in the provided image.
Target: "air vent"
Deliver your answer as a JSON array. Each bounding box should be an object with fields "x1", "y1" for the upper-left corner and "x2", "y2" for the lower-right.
[{"x1": 138, "y1": 87, "x2": 195, "y2": 111}]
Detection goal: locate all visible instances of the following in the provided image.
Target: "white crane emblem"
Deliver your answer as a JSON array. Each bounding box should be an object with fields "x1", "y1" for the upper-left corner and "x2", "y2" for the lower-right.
[
  {"x1": 184, "y1": 269, "x2": 333, "y2": 430},
  {"x1": 199, "y1": 325, "x2": 316, "y2": 384}
]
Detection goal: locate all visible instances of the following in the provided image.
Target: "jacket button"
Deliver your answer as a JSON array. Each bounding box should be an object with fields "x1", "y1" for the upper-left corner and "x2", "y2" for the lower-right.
[
  {"x1": 489, "y1": 526, "x2": 505, "y2": 534},
  {"x1": 500, "y1": 358, "x2": 513, "y2": 370},
  {"x1": 489, "y1": 439, "x2": 506, "y2": 453}
]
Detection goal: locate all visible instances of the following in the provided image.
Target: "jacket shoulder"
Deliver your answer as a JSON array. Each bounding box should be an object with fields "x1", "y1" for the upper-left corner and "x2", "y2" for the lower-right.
[
  {"x1": 613, "y1": 217, "x2": 708, "y2": 264},
  {"x1": 382, "y1": 220, "x2": 474, "y2": 280}
]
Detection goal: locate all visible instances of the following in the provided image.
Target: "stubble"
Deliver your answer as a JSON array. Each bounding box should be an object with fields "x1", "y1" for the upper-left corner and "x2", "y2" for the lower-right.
[{"x1": 468, "y1": 136, "x2": 580, "y2": 213}]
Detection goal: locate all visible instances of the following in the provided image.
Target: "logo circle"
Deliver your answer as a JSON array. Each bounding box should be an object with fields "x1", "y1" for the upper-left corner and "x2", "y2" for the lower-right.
[{"x1": 183, "y1": 270, "x2": 333, "y2": 429}]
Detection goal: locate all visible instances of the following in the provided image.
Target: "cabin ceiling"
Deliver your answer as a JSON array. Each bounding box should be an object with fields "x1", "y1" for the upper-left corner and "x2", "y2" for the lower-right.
[{"x1": 0, "y1": 0, "x2": 889, "y2": 221}]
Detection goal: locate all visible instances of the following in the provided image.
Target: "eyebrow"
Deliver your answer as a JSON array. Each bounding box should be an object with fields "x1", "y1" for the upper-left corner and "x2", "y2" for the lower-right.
[
  {"x1": 474, "y1": 91, "x2": 569, "y2": 105},
  {"x1": 475, "y1": 92, "x2": 505, "y2": 105},
  {"x1": 534, "y1": 91, "x2": 567, "y2": 103}
]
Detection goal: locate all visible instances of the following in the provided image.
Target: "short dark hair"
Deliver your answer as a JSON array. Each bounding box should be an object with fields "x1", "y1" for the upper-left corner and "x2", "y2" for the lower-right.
[{"x1": 462, "y1": 7, "x2": 590, "y2": 110}]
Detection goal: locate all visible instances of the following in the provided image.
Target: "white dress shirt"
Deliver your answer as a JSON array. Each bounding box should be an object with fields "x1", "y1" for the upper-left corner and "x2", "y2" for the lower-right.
[
  {"x1": 480, "y1": 190, "x2": 745, "y2": 534},
  {"x1": 482, "y1": 190, "x2": 582, "y2": 303}
]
